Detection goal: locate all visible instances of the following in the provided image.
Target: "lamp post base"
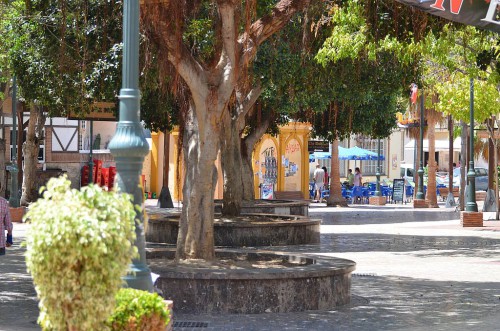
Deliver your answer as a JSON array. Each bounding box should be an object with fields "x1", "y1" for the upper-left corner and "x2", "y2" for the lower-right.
[
  {"x1": 445, "y1": 193, "x2": 456, "y2": 208},
  {"x1": 9, "y1": 207, "x2": 25, "y2": 223},
  {"x1": 369, "y1": 196, "x2": 386, "y2": 206},
  {"x1": 123, "y1": 263, "x2": 154, "y2": 292},
  {"x1": 460, "y1": 211, "x2": 483, "y2": 227},
  {"x1": 413, "y1": 199, "x2": 428, "y2": 208}
]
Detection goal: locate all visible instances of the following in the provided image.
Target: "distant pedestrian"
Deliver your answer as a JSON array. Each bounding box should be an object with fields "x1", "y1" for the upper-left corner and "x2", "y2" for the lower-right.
[
  {"x1": 0, "y1": 196, "x2": 13, "y2": 256},
  {"x1": 322, "y1": 166, "x2": 329, "y2": 187},
  {"x1": 347, "y1": 169, "x2": 354, "y2": 188},
  {"x1": 354, "y1": 167, "x2": 362, "y2": 187},
  {"x1": 313, "y1": 164, "x2": 325, "y2": 202}
]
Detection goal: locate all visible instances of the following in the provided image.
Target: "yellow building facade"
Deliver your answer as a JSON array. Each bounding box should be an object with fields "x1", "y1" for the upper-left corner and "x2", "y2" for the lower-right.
[
  {"x1": 252, "y1": 122, "x2": 311, "y2": 199},
  {"x1": 147, "y1": 122, "x2": 311, "y2": 202}
]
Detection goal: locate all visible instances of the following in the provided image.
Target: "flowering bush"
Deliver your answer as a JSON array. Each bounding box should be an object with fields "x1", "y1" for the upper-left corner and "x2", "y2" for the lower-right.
[{"x1": 25, "y1": 176, "x2": 137, "y2": 331}]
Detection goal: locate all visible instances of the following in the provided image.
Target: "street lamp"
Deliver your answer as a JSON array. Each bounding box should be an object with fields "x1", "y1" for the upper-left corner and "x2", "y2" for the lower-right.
[
  {"x1": 416, "y1": 91, "x2": 425, "y2": 200},
  {"x1": 465, "y1": 78, "x2": 478, "y2": 212},
  {"x1": 9, "y1": 76, "x2": 19, "y2": 208},
  {"x1": 108, "y1": 0, "x2": 153, "y2": 291}
]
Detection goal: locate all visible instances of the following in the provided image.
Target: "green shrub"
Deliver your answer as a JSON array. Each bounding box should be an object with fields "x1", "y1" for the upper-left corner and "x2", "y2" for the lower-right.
[
  {"x1": 108, "y1": 288, "x2": 171, "y2": 331},
  {"x1": 24, "y1": 176, "x2": 138, "y2": 331}
]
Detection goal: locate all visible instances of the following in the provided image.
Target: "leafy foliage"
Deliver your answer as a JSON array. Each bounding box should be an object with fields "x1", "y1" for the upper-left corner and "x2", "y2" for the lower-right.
[
  {"x1": 422, "y1": 25, "x2": 500, "y2": 123},
  {"x1": 6, "y1": 0, "x2": 123, "y2": 116},
  {"x1": 24, "y1": 176, "x2": 137, "y2": 331},
  {"x1": 2, "y1": 0, "x2": 179, "y2": 131},
  {"x1": 107, "y1": 288, "x2": 171, "y2": 331}
]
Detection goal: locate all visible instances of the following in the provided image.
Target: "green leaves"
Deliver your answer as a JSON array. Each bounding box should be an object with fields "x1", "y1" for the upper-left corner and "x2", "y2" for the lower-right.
[
  {"x1": 316, "y1": 0, "x2": 367, "y2": 65},
  {"x1": 434, "y1": 74, "x2": 499, "y2": 124},
  {"x1": 25, "y1": 175, "x2": 137, "y2": 331},
  {"x1": 107, "y1": 288, "x2": 171, "y2": 331}
]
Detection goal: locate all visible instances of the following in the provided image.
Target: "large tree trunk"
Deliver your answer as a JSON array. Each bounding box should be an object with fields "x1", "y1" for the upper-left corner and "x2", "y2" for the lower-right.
[
  {"x1": 221, "y1": 108, "x2": 244, "y2": 216},
  {"x1": 426, "y1": 119, "x2": 438, "y2": 207},
  {"x1": 414, "y1": 135, "x2": 421, "y2": 198},
  {"x1": 221, "y1": 88, "x2": 262, "y2": 215},
  {"x1": 241, "y1": 111, "x2": 271, "y2": 201},
  {"x1": 0, "y1": 139, "x2": 5, "y2": 197},
  {"x1": 20, "y1": 106, "x2": 45, "y2": 206},
  {"x1": 144, "y1": 0, "x2": 311, "y2": 260},
  {"x1": 495, "y1": 116, "x2": 500, "y2": 220},
  {"x1": 484, "y1": 118, "x2": 498, "y2": 214},
  {"x1": 487, "y1": 118, "x2": 495, "y2": 190},
  {"x1": 327, "y1": 140, "x2": 348, "y2": 206},
  {"x1": 459, "y1": 120, "x2": 467, "y2": 211},
  {"x1": 176, "y1": 101, "x2": 220, "y2": 261}
]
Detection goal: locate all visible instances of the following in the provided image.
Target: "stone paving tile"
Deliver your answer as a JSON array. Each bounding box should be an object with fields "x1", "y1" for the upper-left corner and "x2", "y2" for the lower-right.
[{"x1": 3, "y1": 205, "x2": 500, "y2": 331}]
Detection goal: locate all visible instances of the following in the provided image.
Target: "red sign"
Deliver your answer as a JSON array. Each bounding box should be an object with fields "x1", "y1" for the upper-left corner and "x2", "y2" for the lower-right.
[{"x1": 396, "y1": 0, "x2": 500, "y2": 33}]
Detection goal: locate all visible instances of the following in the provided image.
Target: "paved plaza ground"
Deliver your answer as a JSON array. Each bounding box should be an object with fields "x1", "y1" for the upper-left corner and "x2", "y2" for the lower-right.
[{"x1": 2, "y1": 202, "x2": 500, "y2": 331}]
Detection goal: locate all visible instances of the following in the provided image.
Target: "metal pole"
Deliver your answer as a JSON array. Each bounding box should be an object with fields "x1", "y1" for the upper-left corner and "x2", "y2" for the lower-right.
[
  {"x1": 108, "y1": 0, "x2": 153, "y2": 291},
  {"x1": 89, "y1": 120, "x2": 94, "y2": 184},
  {"x1": 9, "y1": 76, "x2": 19, "y2": 208},
  {"x1": 375, "y1": 138, "x2": 381, "y2": 197},
  {"x1": 416, "y1": 92, "x2": 425, "y2": 200},
  {"x1": 465, "y1": 78, "x2": 478, "y2": 212}
]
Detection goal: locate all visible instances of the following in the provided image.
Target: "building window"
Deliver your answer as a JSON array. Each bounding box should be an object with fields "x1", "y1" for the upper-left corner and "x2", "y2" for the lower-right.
[{"x1": 357, "y1": 136, "x2": 386, "y2": 176}]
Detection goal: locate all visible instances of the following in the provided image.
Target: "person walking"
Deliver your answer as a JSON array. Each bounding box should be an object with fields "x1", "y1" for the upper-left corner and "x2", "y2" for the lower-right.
[
  {"x1": 354, "y1": 167, "x2": 363, "y2": 187},
  {"x1": 0, "y1": 196, "x2": 13, "y2": 256},
  {"x1": 322, "y1": 166, "x2": 329, "y2": 189},
  {"x1": 313, "y1": 164, "x2": 325, "y2": 203},
  {"x1": 347, "y1": 169, "x2": 354, "y2": 188}
]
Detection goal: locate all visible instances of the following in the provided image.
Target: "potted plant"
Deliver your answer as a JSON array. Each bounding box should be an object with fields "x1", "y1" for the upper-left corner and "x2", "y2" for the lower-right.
[
  {"x1": 108, "y1": 288, "x2": 172, "y2": 331},
  {"x1": 24, "y1": 175, "x2": 137, "y2": 331}
]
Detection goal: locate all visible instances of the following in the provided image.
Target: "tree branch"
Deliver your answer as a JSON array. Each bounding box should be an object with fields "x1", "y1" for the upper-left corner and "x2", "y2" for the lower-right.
[
  {"x1": 238, "y1": 0, "x2": 311, "y2": 66},
  {"x1": 215, "y1": 0, "x2": 239, "y2": 100},
  {"x1": 243, "y1": 109, "x2": 272, "y2": 152},
  {"x1": 143, "y1": 7, "x2": 208, "y2": 99},
  {"x1": 236, "y1": 85, "x2": 262, "y2": 130}
]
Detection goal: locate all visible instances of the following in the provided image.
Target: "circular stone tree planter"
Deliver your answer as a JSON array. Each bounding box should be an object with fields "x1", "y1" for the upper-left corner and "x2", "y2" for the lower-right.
[
  {"x1": 146, "y1": 213, "x2": 320, "y2": 247},
  {"x1": 214, "y1": 199, "x2": 309, "y2": 216},
  {"x1": 148, "y1": 249, "x2": 355, "y2": 314}
]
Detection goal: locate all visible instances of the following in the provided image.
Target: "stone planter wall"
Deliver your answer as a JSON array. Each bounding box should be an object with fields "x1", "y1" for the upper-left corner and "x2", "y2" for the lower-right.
[
  {"x1": 150, "y1": 249, "x2": 355, "y2": 314},
  {"x1": 214, "y1": 200, "x2": 309, "y2": 217},
  {"x1": 146, "y1": 213, "x2": 320, "y2": 247},
  {"x1": 369, "y1": 196, "x2": 386, "y2": 206}
]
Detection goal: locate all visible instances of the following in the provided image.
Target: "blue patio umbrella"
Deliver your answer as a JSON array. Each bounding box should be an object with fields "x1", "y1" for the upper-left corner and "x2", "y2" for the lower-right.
[
  {"x1": 309, "y1": 151, "x2": 331, "y2": 162},
  {"x1": 343, "y1": 146, "x2": 385, "y2": 161},
  {"x1": 310, "y1": 146, "x2": 384, "y2": 162}
]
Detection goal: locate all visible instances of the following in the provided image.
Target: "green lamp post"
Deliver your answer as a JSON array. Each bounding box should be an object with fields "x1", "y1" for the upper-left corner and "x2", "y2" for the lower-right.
[
  {"x1": 465, "y1": 78, "x2": 478, "y2": 212},
  {"x1": 9, "y1": 76, "x2": 19, "y2": 208},
  {"x1": 108, "y1": 0, "x2": 153, "y2": 291},
  {"x1": 416, "y1": 92, "x2": 425, "y2": 200}
]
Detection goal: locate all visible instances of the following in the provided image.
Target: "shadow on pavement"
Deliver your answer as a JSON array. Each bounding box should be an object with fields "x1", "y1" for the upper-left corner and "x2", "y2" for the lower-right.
[
  {"x1": 0, "y1": 240, "x2": 40, "y2": 331},
  {"x1": 314, "y1": 209, "x2": 459, "y2": 226},
  {"x1": 264, "y1": 232, "x2": 500, "y2": 258}
]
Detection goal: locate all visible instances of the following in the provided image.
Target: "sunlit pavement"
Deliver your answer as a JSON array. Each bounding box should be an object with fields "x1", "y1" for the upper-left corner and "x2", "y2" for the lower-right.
[{"x1": 3, "y1": 202, "x2": 500, "y2": 330}]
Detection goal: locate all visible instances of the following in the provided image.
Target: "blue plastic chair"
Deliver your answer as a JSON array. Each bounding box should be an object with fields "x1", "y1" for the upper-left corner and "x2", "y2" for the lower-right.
[
  {"x1": 309, "y1": 182, "x2": 315, "y2": 199},
  {"x1": 381, "y1": 186, "x2": 391, "y2": 202},
  {"x1": 351, "y1": 186, "x2": 363, "y2": 204},
  {"x1": 362, "y1": 188, "x2": 371, "y2": 203},
  {"x1": 342, "y1": 188, "x2": 352, "y2": 203},
  {"x1": 405, "y1": 185, "x2": 414, "y2": 201}
]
